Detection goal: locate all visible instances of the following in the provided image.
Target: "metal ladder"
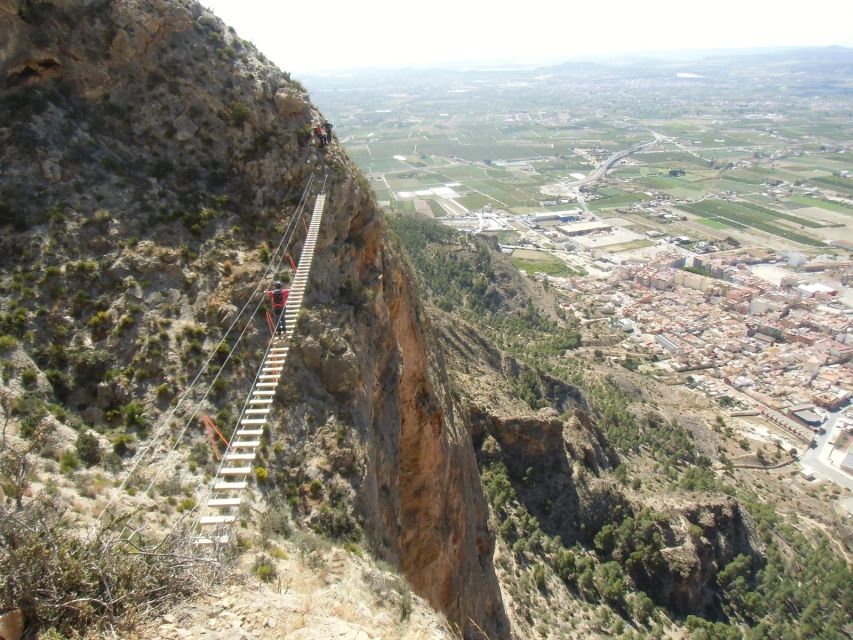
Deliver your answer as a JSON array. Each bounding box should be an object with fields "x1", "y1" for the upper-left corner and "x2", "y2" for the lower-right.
[{"x1": 194, "y1": 194, "x2": 326, "y2": 546}]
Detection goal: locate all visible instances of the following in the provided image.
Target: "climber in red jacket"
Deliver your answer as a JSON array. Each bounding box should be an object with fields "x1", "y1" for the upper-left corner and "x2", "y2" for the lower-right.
[{"x1": 266, "y1": 280, "x2": 290, "y2": 337}]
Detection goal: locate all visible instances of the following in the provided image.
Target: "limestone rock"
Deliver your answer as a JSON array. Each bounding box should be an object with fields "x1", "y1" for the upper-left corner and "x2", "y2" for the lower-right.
[
  {"x1": 274, "y1": 89, "x2": 306, "y2": 117},
  {"x1": 320, "y1": 349, "x2": 357, "y2": 395},
  {"x1": 40, "y1": 156, "x2": 62, "y2": 182},
  {"x1": 0, "y1": 2, "x2": 509, "y2": 638},
  {"x1": 300, "y1": 335, "x2": 323, "y2": 370},
  {"x1": 285, "y1": 618, "x2": 370, "y2": 640},
  {"x1": 0, "y1": 609, "x2": 24, "y2": 640},
  {"x1": 174, "y1": 114, "x2": 199, "y2": 142}
]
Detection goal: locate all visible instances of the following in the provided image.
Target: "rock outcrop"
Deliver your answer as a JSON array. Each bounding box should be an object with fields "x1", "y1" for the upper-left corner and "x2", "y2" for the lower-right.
[
  {"x1": 0, "y1": 1, "x2": 510, "y2": 637},
  {"x1": 287, "y1": 179, "x2": 510, "y2": 638},
  {"x1": 654, "y1": 497, "x2": 760, "y2": 614}
]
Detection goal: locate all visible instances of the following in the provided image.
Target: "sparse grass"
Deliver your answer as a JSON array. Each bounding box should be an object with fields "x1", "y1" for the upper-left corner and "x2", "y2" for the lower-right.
[
  {"x1": 251, "y1": 555, "x2": 277, "y2": 582},
  {"x1": 0, "y1": 499, "x2": 215, "y2": 637}
]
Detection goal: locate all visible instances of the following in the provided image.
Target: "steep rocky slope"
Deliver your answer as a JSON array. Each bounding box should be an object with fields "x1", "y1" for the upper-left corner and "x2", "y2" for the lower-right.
[
  {"x1": 2, "y1": 3, "x2": 851, "y2": 640},
  {"x1": 386, "y1": 214, "x2": 852, "y2": 639},
  {"x1": 433, "y1": 310, "x2": 761, "y2": 634},
  {"x1": 0, "y1": 1, "x2": 506, "y2": 638}
]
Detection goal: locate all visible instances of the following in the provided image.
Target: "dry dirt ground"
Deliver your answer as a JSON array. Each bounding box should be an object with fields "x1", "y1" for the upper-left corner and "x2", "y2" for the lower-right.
[{"x1": 130, "y1": 536, "x2": 454, "y2": 640}]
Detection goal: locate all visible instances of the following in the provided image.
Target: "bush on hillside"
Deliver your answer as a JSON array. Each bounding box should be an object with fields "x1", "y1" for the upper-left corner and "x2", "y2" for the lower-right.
[{"x1": 0, "y1": 499, "x2": 217, "y2": 637}]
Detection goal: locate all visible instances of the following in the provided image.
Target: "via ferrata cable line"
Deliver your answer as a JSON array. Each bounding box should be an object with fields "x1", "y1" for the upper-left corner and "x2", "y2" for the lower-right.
[
  {"x1": 139, "y1": 177, "x2": 323, "y2": 503},
  {"x1": 97, "y1": 174, "x2": 319, "y2": 524},
  {"x1": 194, "y1": 187, "x2": 328, "y2": 547}
]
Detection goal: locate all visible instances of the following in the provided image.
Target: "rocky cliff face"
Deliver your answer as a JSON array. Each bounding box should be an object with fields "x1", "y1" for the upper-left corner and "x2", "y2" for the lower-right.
[
  {"x1": 0, "y1": 1, "x2": 510, "y2": 637},
  {"x1": 1, "y1": 0, "x2": 314, "y2": 222},
  {"x1": 282, "y1": 179, "x2": 510, "y2": 638},
  {"x1": 430, "y1": 307, "x2": 762, "y2": 628}
]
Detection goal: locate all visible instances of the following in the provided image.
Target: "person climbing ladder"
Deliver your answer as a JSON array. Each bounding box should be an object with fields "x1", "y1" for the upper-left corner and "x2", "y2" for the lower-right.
[{"x1": 265, "y1": 280, "x2": 290, "y2": 338}]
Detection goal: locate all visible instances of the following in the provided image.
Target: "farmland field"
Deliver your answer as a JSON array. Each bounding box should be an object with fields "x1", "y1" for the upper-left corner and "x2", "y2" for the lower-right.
[
  {"x1": 510, "y1": 249, "x2": 577, "y2": 276},
  {"x1": 788, "y1": 196, "x2": 853, "y2": 217},
  {"x1": 306, "y1": 52, "x2": 852, "y2": 252},
  {"x1": 697, "y1": 218, "x2": 730, "y2": 229},
  {"x1": 679, "y1": 200, "x2": 824, "y2": 245}
]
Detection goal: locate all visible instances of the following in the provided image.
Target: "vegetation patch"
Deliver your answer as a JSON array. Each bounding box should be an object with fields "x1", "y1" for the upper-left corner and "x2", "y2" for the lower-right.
[
  {"x1": 0, "y1": 500, "x2": 216, "y2": 638},
  {"x1": 788, "y1": 194, "x2": 853, "y2": 216},
  {"x1": 697, "y1": 217, "x2": 731, "y2": 229},
  {"x1": 679, "y1": 200, "x2": 824, "y2": 246},
  {"x1": 510, "y1": 250, "x2": 576, "y2": 276}
]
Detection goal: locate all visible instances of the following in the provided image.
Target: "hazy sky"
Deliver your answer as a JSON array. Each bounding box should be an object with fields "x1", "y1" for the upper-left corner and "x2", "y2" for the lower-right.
[{"x1": 202, "y1": 0, "x2": 853, "y2": 75}]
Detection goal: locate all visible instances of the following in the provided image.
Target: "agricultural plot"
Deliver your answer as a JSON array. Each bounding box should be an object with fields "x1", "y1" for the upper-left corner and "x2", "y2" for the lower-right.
[
  {"x1": 635, "y1": 151, "x2": 710, "y2": 166},
  {"x1": 697, "y1": 218, "x2": 730, "y2": 229},
  {"x1": 509, "y1": 249, "x2": 576, "y2": 276},
  {"x1": 788, "y1": 195, "x2": 853, "y2": 217},
  {"x1": 427, "y1": 200, "x2": 446, "y2": 217},
  {"x1": 481, "y1": 230, "x2": 522, "y2": 244},
  {"x1": 456, "y1": 193, "x2": 492, "y2": 210},
  {"x1": 307, "y1": 57, "x2": 852, "y2": 259},
  {"x1": 588, "y1": 188, "x2": 649, "y2": 211},
  {"x1": 810, "y1": 175, "x2": 853, "y2": 196},
  {"x1": 635, "y1": 175, "x2": 705, "y2": 193},
  {"x1": 679, "y1": 199, "x2": 825, "y2": 246}
]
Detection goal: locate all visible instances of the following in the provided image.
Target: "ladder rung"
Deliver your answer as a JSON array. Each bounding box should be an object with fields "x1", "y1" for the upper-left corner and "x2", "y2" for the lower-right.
[
  {"x1": 259, "y1": 375, "x2": 279, "y2": 380},
  {"x1": 220, "y1": 466, "x2": 251, "y2": 475},
  {"x1": 249, "y1": 399, "x2": 272, "y2": 404},
  {"x1": 237, "y1": 429, "x2": 264, "y2": 436},
  {"x1": 200, "y1": 515, "x2": 236, "y2": 525},
  {"x1": 224, "y1": 452, "x2": 256, "y2": 461},
  {"x1": 245, "y1": 408, "x2": 270, "y2": 414},
  {"x1": 214, "y1": 481, "x2": 247, "y2": 490},
  {"x1": 256, "y1": 382, "x2": 277, "y2": 388},
  {"x1": 241, "y1": 418, "x2": 266, "y2": 425},
  {"x1": 231, "y1": 440, "x2": 260, "y2": 448},
  {"x1": 253, "y1": 390, "x2": 275, "y2": 396},
  {"x1": 208, "y1": 497, "x2": 242, "y2": 507},
  {"x1": 194, "y1": 535, "x2": 229, "y2": 545}
]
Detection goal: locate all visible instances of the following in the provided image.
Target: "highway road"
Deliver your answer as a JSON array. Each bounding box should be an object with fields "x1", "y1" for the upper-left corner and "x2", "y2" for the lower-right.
[
  {"x1": 802, "y1": 410, "x2": 853, "y2": 491},
  {"x1": 542, "y1": 137, "x2": 658, "y2": 198}
]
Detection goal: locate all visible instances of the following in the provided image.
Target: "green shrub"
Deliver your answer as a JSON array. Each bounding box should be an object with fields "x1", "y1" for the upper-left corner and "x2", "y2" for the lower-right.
[
  {"x1": 176, "y1": 497, "x2": 196, "y2": 513},
  {"x1": 59, "y1": 451, "x2": 80, "y2": 473},
  {"x1": 0, "y1": 334, "x2": 16, "y2": 350},
  {"x1": 629, "y1": 591, "x2": 654, "y2": 625},
  {"x1": 593, "y1": 561, "x2": 626, "y2": 605},
  {"x1": 260, "y1": 500, "x2": 292, "y2": 539},
  {"x1": 554, "y1": 548, "x2": 576, "y2": 583},
  {"x1": 532, "y1": 563, "x2": 548, "y2": 590},
  {"x1": 0, "y1": 499, "x2": 209, "y2": 637},
  {"x1": 310, "y1": 503, "x2": 360, "y2": 542},
  {"x1": 87, "y1": 311, "x2": 111, "y2": 337},
  {"x1": 121, "y1": 400, "x2": 147, "y2": 432},
  {"x1": 13, "y1": 394, "x2": 48, "y2": 439},
  {"x1": 251, "y1": 555, "x2": 277, "y2": 582},
  {"x1": 20, "y1": 368, "x2": 38, "y2": 388},
  {"x1": 112, "y1": 433, "x2": 136, "y2": 457},
  {"x1": 75, "y1": 432, "x2": 102, "y2": 467},
  {"x1": 115, "y1": 315, "x2": 134, "y2": 335},
  {"x1": 226, "y1": 101, "x2": 249, "y2": 125}
]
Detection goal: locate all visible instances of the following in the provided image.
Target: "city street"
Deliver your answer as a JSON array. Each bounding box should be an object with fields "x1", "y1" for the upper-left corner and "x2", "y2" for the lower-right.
[{"x1": 802, "y1": 410, "x2": 853, "y2": 491}]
